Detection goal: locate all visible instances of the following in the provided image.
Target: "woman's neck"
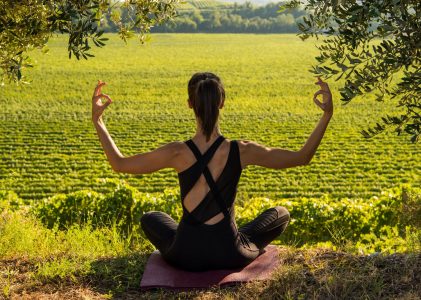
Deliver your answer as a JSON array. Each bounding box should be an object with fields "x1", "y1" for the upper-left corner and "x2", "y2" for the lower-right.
[{"x1": 193, "y1": 124, "x2": 222, "y2": 144}]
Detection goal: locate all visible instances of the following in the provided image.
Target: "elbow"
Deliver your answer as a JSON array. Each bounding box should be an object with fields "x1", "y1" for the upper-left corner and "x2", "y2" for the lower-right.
[
  {"x1": 110, "y1": 157, "x2": 125, "y2": 173},
  {"x1": 299, "y1": 152, "x2": 312, "y2": 166},
  {"x1": 111, "y1": 164, "x2": 122, "y2": 173},
  {"x1": 111, "y1": 163, "x2": 122, "y2": 173},
  {"x1": 303, "y1": 154, "x2": 313, "y2": 166},
  {"x1": 301, "y1": 158, "x2": 311, "y2": 166}
]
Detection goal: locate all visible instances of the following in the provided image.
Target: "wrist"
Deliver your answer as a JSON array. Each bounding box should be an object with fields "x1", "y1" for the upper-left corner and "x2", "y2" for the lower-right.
[
  {"x1": 93, "y1": 117, "x2": 104, "y2": 127},
  {"x1": 323, "y1": 111, "x2": 333, "y2": 119},
  {"x1": 322, "y1": 111, "x2": 333, "y2": 122}
]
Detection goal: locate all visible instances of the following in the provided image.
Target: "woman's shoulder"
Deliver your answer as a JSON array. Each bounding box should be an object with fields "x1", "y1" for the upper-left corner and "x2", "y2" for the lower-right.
[
  {"x1": 224, "y1": 140, "x2": 253, "y2": 163},
  {"x1": 233, "y1": 139, "x2": 260, "y2": 153},
  {"x1": 159, "y1": 141, "x2": 187, "y2": 156},
  {"x1": 234, "y1": 140, "x2": 272, "y2": 162}
]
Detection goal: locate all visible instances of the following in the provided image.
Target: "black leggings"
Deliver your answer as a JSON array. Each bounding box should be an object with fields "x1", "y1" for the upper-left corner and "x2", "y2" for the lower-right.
[{"x1": 141, "y1": 206, "x2": 290, "y2": 270}]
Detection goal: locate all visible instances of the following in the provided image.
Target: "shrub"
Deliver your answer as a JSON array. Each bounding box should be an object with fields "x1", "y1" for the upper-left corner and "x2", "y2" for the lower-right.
[
  {"x1": 0, "y1": 190, "x2": 25, "y2": 212},
  {"x1": 22, "y1": 181, "x2": 421, "y2": 253},
  {"x1": 32, "y1": 179, "x2": 183, "y2": 238}
]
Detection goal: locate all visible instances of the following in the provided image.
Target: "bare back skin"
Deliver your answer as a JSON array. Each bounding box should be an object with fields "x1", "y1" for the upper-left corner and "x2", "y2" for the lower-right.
[{"x1": 179, "y1": 138, "x2": 231, "y2": 225}]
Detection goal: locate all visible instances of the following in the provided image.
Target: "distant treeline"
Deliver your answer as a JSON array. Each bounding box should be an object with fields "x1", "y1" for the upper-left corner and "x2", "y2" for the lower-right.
[{"x1": 101, "y1": 2, "x2": 305, "y2": 33}]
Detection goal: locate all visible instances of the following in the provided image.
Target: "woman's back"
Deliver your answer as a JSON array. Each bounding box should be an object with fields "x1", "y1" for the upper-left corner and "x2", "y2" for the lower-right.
[
  {"x1": 165, "y1": 135, "x2": 261, "y2": 271},
  {"x1": 178, "y1": 135, "x2": 241, "y2": 226}
]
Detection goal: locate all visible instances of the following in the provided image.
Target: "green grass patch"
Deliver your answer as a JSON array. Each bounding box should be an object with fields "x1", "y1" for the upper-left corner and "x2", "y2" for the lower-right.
[
  {"x1": 0, "y1": 34, "x2": 419, "y2": 201},
  {"x1": 0, "y1": 208, "x2": 419, "y2": 299}
]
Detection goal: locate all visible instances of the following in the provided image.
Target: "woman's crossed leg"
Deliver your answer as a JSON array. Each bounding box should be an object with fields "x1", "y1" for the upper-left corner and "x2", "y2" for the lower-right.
[{"x1": 239, "y1": 206, "x2": 290, "y2": 250}]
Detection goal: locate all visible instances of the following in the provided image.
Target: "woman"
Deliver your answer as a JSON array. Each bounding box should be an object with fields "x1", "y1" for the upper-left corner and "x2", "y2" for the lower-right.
[{"x1": 92, "y1": 72, "x2": 333, "y2": 271}]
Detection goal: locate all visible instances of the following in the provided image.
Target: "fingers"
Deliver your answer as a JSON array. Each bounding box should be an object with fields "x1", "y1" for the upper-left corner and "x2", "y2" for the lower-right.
[
  {"x1": 102, "y1": 94, "x2": 112, "y2": 106},
  {"x1": 92, "y1": 80, "x2": 107, "y2": 99},
  {"x1": 92, "y1": 94, "x2": 112, "y2": 105},
  {"x1": 94, "y1": 93, "x2": 112, "y2": 102},
  {"x1": 96, "y1": 82, "x2": 106, "y2": 97},
  {"x1": 92, "y1": 95, "x2": 102, "y2": 103},
  {"x1": 313, "y1": 90, "x2": 330, "y2": 97},
  {"x1": 313, "y1": 90, "x2": 323, "y2": 107},
  {"x1": 100, "y1": 93, "x2": 112, "y2": 102},
  {"x1": 103, "y1": 98, "x2": 112, "y2": 108},
  {"x1": 313, "y1": 96, "x2": 323, "y2": 108},
  {"x1": 315, "y1": 77, "x2": 330, "y2": 91},
  {"x1": 313, "y1": 90, "x2": 330, "y2": 107},
  {"x1": 314, "y1": 78, "x2": 332, "y2": 112}
]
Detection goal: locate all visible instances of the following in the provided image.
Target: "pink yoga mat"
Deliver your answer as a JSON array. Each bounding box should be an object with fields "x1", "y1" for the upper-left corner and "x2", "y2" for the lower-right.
[{"x1": 140, "y1": 245, "x2": 280, "y2": 291}]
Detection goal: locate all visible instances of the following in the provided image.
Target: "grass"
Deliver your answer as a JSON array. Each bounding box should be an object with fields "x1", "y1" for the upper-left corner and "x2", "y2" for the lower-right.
[
  {"x1": 1, "y1": 209, "x2": 420, "y2": 299},
  {"x1": 0, "y1": 210, "x2": 151, "y2": 298},
  {"x1": 0, "y1": 34, "x2": 419, "y2": 201},
  {"x1": 0, "y1": 33, "x2": 420, "y2": 299}
]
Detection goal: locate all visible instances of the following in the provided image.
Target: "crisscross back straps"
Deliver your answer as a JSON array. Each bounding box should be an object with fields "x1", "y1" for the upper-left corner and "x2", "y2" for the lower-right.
[
  {"x1": 184, "y1": 136, "x2": 231, "y2": 220},
  {"x1": 185, "y1": 136, "x2": 225, "y2": 171}
]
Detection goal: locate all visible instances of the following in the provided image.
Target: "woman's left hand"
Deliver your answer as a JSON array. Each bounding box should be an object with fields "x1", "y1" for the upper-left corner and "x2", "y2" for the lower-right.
[
  {"x1": 313, "y1": 77, "x2": 333, "y2": 115},
  {"x1": 92, "y1": 80, "x2": 112, "y2": 123}
]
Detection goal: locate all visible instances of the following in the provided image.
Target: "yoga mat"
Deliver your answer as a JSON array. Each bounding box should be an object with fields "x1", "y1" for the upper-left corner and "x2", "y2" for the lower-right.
[{"x1": 140, "y1": 245, "x2": 280, "y2": 291}]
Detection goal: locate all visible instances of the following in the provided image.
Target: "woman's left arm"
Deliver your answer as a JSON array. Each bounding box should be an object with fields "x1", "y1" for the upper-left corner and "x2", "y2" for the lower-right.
[{"x1": 92, "y1": 81, "x2": 180, "y2": 174}]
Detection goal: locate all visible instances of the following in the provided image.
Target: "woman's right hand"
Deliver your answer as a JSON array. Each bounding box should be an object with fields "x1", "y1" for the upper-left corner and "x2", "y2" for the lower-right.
[
  {"x1": 92, "y1": 80, "x2": 112, "y2": 123},
  {"x1": 313, "y1": 77, "x2": 333, "y2": 115}
]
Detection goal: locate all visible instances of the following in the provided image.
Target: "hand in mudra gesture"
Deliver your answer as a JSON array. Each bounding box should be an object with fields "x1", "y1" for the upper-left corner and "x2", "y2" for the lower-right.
[
  {"x1": 313, "y1": 77, "x2": 333, "y2": 114},
  {"x1": 92, "y1": 80, "x2": 112, "y2": 122}
]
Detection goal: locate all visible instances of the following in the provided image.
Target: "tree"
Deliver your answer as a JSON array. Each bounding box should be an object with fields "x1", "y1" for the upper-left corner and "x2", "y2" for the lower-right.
[
  {"x1": 0, "y1": 0, "x2": 180, "y2": 84},
  {"x1": 283, "y1": 0, "x2": 420, "y2": 142}
]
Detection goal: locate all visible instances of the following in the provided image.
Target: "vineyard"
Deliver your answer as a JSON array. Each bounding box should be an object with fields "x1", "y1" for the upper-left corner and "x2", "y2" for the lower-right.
[
  {"x1": 177, "y1": 0, "x2": 230, "y2": 10},
  {"x1": 0, "y1": 33, "x2": 420, "y2": 299},
  {"x1": 0, "y1": 34, "x2": 419, "y2": 201}
]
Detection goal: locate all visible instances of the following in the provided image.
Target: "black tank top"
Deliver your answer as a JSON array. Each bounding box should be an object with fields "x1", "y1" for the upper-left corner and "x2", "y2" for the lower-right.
[
  {"x1": 177, "y1": 135, "x2": 242, "y2": 225},
  {"x1": 163, "y1": 136, "x2": 259, "y2": 271}
]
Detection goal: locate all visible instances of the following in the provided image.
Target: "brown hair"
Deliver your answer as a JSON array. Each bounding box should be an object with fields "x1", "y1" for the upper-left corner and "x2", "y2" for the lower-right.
[{"x1": 188, "y1": 72, "x2": 225, "y2": 142}]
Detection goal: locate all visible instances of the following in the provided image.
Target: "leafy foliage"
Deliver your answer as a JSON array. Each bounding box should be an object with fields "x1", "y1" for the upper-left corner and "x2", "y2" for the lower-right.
[
  {"x1": 283, "y1": 0, "x2": 421, "y2": 142},
  {"x1": 149, "y1": 1, "x2": 305, "y2": 33},
  {"x1": 0, "y1": 190, "x2": 24, "y2": 212},
  {"x1": 237, "y1": 185, "x2": 420, "y2": 252},
  {"x1": 0, "y1": 0, "x2": 180, "y2": 84},
  {"x1": 27, "y1": 181, "x2": 421, "y2": 253},
  {"x1": 31, "y1": 179, "x2": 183, "y2": 237}
]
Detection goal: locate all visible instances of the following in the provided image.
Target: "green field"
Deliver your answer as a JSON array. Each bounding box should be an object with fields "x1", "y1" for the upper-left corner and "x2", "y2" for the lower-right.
[
  {"x1": 1, "y1": 33, "x2": 420, "y2": 300},
  {"x1": 0, "y1": 34, "x2": 419, "y2": 201},
  {"x1": 178, "y1": 0, "x2": 229, "y2": 10}
]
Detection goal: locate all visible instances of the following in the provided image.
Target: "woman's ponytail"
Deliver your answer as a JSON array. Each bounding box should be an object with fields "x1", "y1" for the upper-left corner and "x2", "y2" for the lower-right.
[{"x1": 188, "y1": 73, "x2": 225, "y2": 142}]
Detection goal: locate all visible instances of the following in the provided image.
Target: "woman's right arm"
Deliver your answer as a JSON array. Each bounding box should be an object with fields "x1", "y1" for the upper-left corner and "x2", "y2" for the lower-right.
[{"x1": 240, "y1": 77, "x2": 333, "y2": 169}]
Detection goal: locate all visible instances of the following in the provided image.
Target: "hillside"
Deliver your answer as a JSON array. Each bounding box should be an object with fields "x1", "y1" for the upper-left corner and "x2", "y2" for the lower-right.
[
  {"x1": 178, "y1": 0, "x2": 278, "y2": 10},
  {"x1": 221, "y1": 0, "x2": 277, "y2": 5},
  {"x1": 178, "y1": 0, "x2": 232, "y2": 10}
]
